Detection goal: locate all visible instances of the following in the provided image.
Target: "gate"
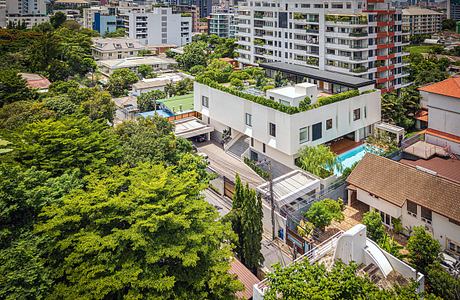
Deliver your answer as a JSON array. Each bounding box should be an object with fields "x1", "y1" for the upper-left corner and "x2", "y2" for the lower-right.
[{"x1": 223, "y1": 176, "x2": 235, "y2": 199}]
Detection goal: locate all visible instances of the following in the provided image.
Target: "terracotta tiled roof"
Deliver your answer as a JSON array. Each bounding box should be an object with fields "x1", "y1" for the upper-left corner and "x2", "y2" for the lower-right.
[
  {"x1": 347, "y1": 154, "x2": 460, "y2": 222},
  {"x1": 418, "y1": 77, "x2": 460, "y2": 99},
  {"x1": 19, "y1": 73, "x2": 51, "y2": 90},
  {"x1": 400, "y1": 157, "x2": 460, "y2": 184},
  {"x1": 229, "y1": 258, "x2": 259, "y2": 299},
  {"x1": 414, "y1": 110, "x2": 428, "y2": 122}
]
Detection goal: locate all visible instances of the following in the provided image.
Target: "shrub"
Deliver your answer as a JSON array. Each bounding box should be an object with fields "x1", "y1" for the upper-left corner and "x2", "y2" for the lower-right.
[
  {"x1": 305, "y1": 198, "x2": 344, "y2": 231},
  {"x1": 262, "y1": 85, "x2": 275, "y2": 92},
  {"x1": 230, "y1": 78, "x2": 244, "y2": 89},
  {"x1": 243, "y1": 157, "x2": 270, "y2": 180},
  {"x1": 298, "y1": 96, "x2": 311, "y2": 111}
]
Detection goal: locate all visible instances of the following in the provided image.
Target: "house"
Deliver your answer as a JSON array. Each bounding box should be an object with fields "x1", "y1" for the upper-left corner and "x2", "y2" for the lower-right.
[
  {"x1": 229, "y1": 258, "x2": 260, "y2": 300},
  {"x1": 194, "y1": 66, "x2": 381, "y2": 170},
  {"x1": 253, "y1": 224, "x2": 425, "y2": 299},
  {"x1": 346, "y1": 153, "x2": 460, "y2": 256},
  {"x1": 97, "y1": 56, "x2": 177, "y2": 76},
  {"x1": 418, "y1": 77, "x2": 460, "y2": 155},
  {"x1": 132, "y1": 72, "x2": 193, "y2": 96},
  {"x1": 19, "y1": 73, "x2": 51, "y2": 93},
  {"x1": 92, "y1": 37, "x2": 146, "y2": 60}
]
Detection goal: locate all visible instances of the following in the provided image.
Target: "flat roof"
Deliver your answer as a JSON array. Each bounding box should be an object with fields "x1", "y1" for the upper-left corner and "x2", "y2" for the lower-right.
[
  {"x1": 260, "y1": 62, "x2": 375, "y2": 88},
  {"x1": 257, "y1": 170, "x2": 320, "y2": 207},
  {"x1": 174, "y1": 117, "x2": 214, "y2": 138},
  {"x1": 159, "y1": 93, "x2": 194, "y2": 112},
  {"x1": 98, "y1": 56, "x2": 177, "y2": 69}
]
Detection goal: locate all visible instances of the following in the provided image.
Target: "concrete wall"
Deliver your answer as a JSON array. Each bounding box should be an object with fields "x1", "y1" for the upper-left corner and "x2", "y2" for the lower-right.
[
  {"x1": 355, "y1": 189, "x2": 402, "y2": 218},
  {"x1": 427, "y1": 93, "x2": 460, "y2": 137},
  {"x1": 194, "y1": 82, "x2": 381, "y2": 167}
]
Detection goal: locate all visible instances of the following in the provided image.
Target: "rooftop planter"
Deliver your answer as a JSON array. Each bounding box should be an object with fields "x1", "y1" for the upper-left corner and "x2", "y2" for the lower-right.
[{"x1": 196, "y1": 76, "x2": 376, "y2": 115}]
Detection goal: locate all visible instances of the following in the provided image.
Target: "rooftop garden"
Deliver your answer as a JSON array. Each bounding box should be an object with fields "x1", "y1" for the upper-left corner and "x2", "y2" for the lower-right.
[{"x1": 195, "y1": 59, "x2": 376, "y2": 115}]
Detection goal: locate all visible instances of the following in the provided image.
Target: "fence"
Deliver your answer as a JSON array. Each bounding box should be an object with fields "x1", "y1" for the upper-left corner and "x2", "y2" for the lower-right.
[{"x1": 167, "y1": 111, "x2": 201, "y2": 122}]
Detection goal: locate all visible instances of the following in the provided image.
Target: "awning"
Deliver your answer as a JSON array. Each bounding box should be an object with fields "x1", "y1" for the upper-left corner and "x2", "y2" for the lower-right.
[{"x1": 174, "y1": 117, "x2": 214, "y2": 139}]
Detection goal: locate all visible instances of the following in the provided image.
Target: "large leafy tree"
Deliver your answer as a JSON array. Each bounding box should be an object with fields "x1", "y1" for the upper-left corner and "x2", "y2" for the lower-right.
[
  {"x1": 137, "y1": 89, "x2": 166, "y2": 112},
  {"x1": 176, "y1": 41, "x2": 208, "y2": 71},
  {"x1": 264, "y1": 260, "x2": 425, "y2": 300},
  {"x1": 115, "y1": 116, "x2": 184, "y2": 165},
  {"x1": 80, "y1": 90, "x2": 116, "y2": 122},
  {"x1": 0, "y1": 69, "x2": 34, "y2": 107},
  {"x1": 427, "y1": 264, "x2": 460, "y2": 300},
  {"x1": 407, "y1": 226, "x2": 442, "y2": 275},
  {"x1": 50, "y1": 12, "x2": 67, "y2": 29},
  {"x1": 108, "y1": 68, "x2": 139, "y2": 97},
  {"x1": 408, "y1": 53, "x2": 448, "y2": 86},
  {"x1": 305, "y1": 198, "x2": 344, "y2": 231},
  {"x1": 4, "y1": 116, "x2": 121, "y2": 176},
  {"x1": 362, "y1": 210, "x2": 386, "y2": 242},
  {"x1": 137, "y1": 64, "x2": 156, "y2": 79},
  {"x1": 381, "y1": 86, "x2": 421, "y2": 129},
  {"x1": 0, "y1": 100, "x2": 55, "y2": 130},
  {"x1": 36, "y1": 163, "x2": 242, "y2": 299},
  {"x1": 296, "y1": 145, "x2": 341, "y2": 179}
]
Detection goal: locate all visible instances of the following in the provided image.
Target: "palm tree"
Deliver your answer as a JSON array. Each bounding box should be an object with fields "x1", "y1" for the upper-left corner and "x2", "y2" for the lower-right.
[{"x1": 164, "y1": 82, "x2": 175, "y2": 98}]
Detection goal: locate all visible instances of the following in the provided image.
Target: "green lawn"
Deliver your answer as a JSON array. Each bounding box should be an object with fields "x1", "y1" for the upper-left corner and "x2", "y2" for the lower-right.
[
  {"x1": 404, "y1": 45, "x2": 438, "y2": 55},
  {"x1": 160, "y1": 94, "x2": 194, "y2": 113}
]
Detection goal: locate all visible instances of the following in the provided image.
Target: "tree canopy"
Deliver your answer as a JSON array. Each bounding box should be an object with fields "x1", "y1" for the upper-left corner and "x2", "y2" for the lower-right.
[
  {"x1": 296, "y1": 145, "x2": 341, "y2": 178},
  {"x1": 305, "y1": 198, "x2": 344, "y2": 231},
  {"x1": 108, "y1": 68, "x2": 139, "y2": 97}
]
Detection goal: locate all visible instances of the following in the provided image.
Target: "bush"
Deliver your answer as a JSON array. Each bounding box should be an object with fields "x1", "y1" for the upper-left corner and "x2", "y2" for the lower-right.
[
  {"x1": 243, "y1": 157, "x2": 270, "y2": 180},
  {"x1": 298, "y1": 96, "x2": 311, "y2": 111},
  {"x1": 230, "y1": 78, "x2": 244, "y2": 89},
  {"x1": 262, "y1": 85, "x2": 275, "y2": 92},
  {"x1": 316, "y1": 90, "x2": 360, "y2": 107},
  {"x1": 362, "y1": 210, "x2": 386, "y2": 242},
  {"x1": 305, "y1": 198, "x2": 344, "y2": 231}
]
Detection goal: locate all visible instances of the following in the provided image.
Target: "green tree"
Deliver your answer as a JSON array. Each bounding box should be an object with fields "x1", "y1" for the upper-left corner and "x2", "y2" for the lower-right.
[
  {"x1": 427, "y1": 264, "x2": 460, "y2": 300},
  {"x1": 0, "y1": 100, "x2": 54, "y2": 130},
  {"x1": 264, "y1": 260, "x2": 425, "y2": 300},
  {"x1": 50, "y1": 12, "x2": 67, "y2": 29},
  {"x1": 299, "y1": 96, "x2": 311, "y2": 110},
  {"x1": 5, "y1": 116, "x2": 121, "y2": 176},
  {"x1": 80, "y1": 91, "x2": 116, "y2": 122},
  {"x1": 442, "y1": 19, "x2": 457, "y2": 31},
  {"x1": 115, "y1": 116, "x2": 185, "y2": 166},
  {"x1": 407, "y1": 226, "x2": 442, "y2": 274},
  {"x1": 108, "y1": 68, "x2": 139, "y2": 97},
  {"x1": 229, "y1": 174, "x2": 245, "y2": 256},
  {"x1": 362, "y1": 210, "x2": 386, "y2": 242},
  {"x1": 104, "y1": 28, "x2": 126, "y2": 38},
  {"x1": 240, "y1": 185, "x2": 264, "y2": 272},
  {"x1": 305, "y1": 198, "x2": 344, "y2": 231},
  {"x1": 36, "y1": 163, "x2": 241, "y2": 299},
  {"x1": 137, "y1": 90, "x2": 166, "y2": 112},
  {"x1": 296, "y1": 145, "x2": 342, "y2": 178},
  {"x1": 173, "y1": 78, "x2": 193, "y2": 95},
  {"x1": 137, "y1": 64, "x2": 156, "y2": 79},
  {"x1": 0, "y1": 69, "x2": 34, "y2": 107},
  {"x1": 176, "y1": 41, "x2": 208, "y2": 71},
  {"x1": 230, "y1": 78, "x2": 243, "y2": 89},
  {"x1": 381, "y1": 86, "x2": 421, "y2": 129}
]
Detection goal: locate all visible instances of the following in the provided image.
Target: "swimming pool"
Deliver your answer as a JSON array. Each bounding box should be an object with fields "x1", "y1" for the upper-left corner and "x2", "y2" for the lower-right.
[
  {"x1": 137, "y1": 109, "x2": 174, "y2": 118},
  {"x1": 334, "y1": 144, "x2": 382, "y2": 176}
]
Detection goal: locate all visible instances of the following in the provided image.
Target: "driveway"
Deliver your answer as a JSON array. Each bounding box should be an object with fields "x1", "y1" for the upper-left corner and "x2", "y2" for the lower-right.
[{"x1": 196, "y1": 141, "x2": 265, "y2": 188}]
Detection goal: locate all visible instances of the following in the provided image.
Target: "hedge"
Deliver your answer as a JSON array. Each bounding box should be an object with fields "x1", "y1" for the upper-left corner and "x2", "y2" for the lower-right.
[{"x1": 196, "y1": 76, "x2": 376, "y2": 115}]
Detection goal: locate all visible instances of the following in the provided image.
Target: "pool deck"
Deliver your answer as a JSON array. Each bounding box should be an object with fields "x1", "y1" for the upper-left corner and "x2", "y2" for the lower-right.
[{"x1": 328, "y1": 138, "x2": 362, "y2": 155}]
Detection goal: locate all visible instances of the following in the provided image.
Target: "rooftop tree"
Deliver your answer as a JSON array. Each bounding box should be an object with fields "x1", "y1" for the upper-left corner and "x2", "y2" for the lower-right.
[{"x1": 305, "y1": 198, "x2": 344, "y2": 231}]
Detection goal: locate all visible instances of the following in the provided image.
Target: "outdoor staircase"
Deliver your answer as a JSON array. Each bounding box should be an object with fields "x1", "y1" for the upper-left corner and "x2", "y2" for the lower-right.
[{"x1": 226, "y1": 136, "x2": 250, "y2": 161}]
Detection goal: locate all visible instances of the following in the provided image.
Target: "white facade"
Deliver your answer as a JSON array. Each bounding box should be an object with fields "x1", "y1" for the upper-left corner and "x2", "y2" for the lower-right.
[
  {"x1": 209, "y1": 12, "x2": 237, "y2": 38},
  {"x1": 122, "y1": 8, "x2": 192, "y2": 46},
  {"x1": 236, "y1": 0, "x2": 411, "y2": 92},
  {"x1": 266, "y1": 82, "x2": 318, "y2": 106},
  {"x1": 97, "y1": 56, "x2": 177, "y2": 76},
  {"x1": 194, "y1": 82, "x2": 380, "y2": 167},
  {"x1": 5, "y1": 0, "x2": 47, "y2": 28},
  {"x1": 351, "y1": 187, "x2": 460, "y2": 256},
  {"x1": 91, "y1": 37, "x2": 146, "y2": 60},
  {"x1": 420, "y1": 89, "x2": 460, "y2": 155},
  {"x1": 402, "y1": 7, "x2": 443, "y2": 35}
]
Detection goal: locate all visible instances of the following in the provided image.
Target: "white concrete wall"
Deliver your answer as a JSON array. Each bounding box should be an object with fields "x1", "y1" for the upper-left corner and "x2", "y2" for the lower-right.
[
  {"x1": 401, "y1": 201, "x2": 460, "y2": 251},
  {"x1": 427, "y1": 93, "x2": 460, "y2": 137},
  {"x1": 356, "y1": 189, "x2": 402, "y2": 219},
  {"x1": 194, "y1": 82, "x2": 381, "y2": 167}
]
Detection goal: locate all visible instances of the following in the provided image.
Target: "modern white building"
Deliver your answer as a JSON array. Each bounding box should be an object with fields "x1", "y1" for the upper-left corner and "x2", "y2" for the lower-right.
[
  {"x1": 347, "y1": 153, "x2": 460, "y2": 257},
  {"x1": 236, "y1": 0, "x2": 411, "y2": 93},
  {"x1": 92, "y1": 37, "x2": 146, "y2": 60},
  {"x1": 419, "y1": 77, "x2": 460, "y2": 155},
  {"x1": 97, "y1": 56, "x2": 177, "y2": 76},
  {"x1": 121, "y1": 7, "x2": 192, "y2": 46},
  {"x1": 5, "y1": 0, "x2": 48, "y2": 28},
  {"x1": 253, "y1": 224, "x2": 425, "y2": 299},
  {"x1": 194, "y1": 69, "x2": 381, "y2": 168},
  {"x1": 402, "y1": 7, "x2": 443, "y2": 35},
  {"x1": 209, "y1": 12, "x2": 237, "y2": 38}
]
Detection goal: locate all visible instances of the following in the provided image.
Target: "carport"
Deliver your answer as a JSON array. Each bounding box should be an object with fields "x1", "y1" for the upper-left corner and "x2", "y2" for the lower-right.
[{"x1": 174, "y1": 117, "x2": 214, "y2": 140}]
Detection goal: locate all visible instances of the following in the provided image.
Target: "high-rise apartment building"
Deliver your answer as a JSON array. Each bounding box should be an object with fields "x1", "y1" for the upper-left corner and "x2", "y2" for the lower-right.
[
  {"x1": 402, "y1": 7, "x2": 443, "y2": 35},
  {"x1": 448, "y1": 0, "x2": 460, "y2": 21},
  {"x1": 236, "y1": 0, "x2": 411, "y2": 93},
  {"x1": 5, "y1": 0, "x2": 48, "y2": 28},
  {"x1": 209, "y1": 12, "x2": 236, "y2": 37},
  {"x1": 122, "y1": 7, "x2": 192, "y2": 46}
]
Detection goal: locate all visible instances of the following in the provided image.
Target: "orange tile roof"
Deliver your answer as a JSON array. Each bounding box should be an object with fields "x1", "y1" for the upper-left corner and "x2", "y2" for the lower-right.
[
  {"x1": 415, "y1": 110, "x2": 428, "y2": 122},
  {"x1": 418, "y1": 77, "x2": 460, "y2": 99},
  {"x1": 426, "y1": 128, "x2": 460, "y2": 143}
]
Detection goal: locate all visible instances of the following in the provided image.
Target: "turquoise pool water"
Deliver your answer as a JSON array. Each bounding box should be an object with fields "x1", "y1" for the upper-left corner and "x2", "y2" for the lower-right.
[
  {"x1": 138, "y1": 109, "x2": 174, "y2": 118},
  {"x1": 334, "y1": 144, "x2": 381, "y2": 176}
]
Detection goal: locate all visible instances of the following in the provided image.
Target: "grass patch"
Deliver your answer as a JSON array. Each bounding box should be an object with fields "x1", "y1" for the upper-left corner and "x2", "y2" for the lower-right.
[{"x1": 404, "y1": 45, "x2": 437, "y2": 55}]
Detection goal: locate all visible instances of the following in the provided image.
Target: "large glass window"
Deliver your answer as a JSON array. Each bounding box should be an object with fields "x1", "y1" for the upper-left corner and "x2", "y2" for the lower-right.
[
  {"x1": 312, "y1": 122, "x2": 322, "y2": 141},
  {"x1": 299, "y1": 127, "x2": 309, "y2": 144}
]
